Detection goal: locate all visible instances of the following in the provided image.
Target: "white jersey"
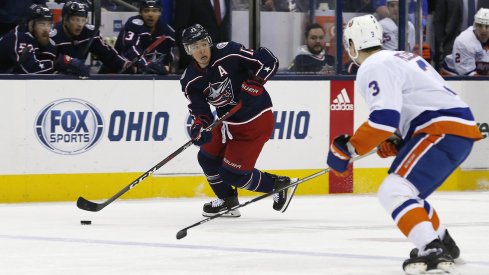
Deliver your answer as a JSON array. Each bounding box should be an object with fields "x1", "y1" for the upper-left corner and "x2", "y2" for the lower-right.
[
  {"x1": 379, "y1": 18, "x2": 415, "y2": 51},
  {"x1": 443, "y1": 26, "x2": 489, "y2": 75},
  {"x1": 352, "y1": 50, "x2": 481, "y2": 154}
]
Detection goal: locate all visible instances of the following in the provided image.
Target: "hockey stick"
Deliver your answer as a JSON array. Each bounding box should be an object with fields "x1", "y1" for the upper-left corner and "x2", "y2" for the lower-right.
[
  {"x1": 176, "y1": 149, "x2": 378, "y2": 240},
  {"x1": 80, "y1": 0, "x2": 101, "y2": 58},
  {"x1": 119, "y1": 34, "x2": 168, "y2": 73},
  {"x1": 77, "y1": 102, "x2": 242, "y2": 212}
]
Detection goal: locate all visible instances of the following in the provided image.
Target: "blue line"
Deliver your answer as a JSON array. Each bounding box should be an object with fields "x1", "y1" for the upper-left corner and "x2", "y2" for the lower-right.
[{"x1": 1, "y1": 234, "x2": 488, "y2": 267}]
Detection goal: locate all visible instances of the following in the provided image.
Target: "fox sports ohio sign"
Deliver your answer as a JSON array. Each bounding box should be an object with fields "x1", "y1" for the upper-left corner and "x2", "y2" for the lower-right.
[{"x1": 35, "y1": 98, "x2": 104, "y2": 155}]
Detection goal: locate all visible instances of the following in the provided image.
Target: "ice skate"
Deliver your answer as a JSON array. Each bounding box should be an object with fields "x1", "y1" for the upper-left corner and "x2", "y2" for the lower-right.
[
  {"x1": 202, "y1": 195, "x2": 241, "y2": 217},
  {"x1": 403, "y1": 239, "x2": 457, "y2": 275},
  {"x1": 410, "y1": 230, "x2": 461, "y2": 261},
  {"x1": 266, "y1": 173, "x2": 292, "y2": 211}
]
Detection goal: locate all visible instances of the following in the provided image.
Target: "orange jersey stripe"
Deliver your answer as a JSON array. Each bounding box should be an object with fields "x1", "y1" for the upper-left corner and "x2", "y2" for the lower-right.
[
  {"x1": 414, "y1": 121, "x2": 483, "y2": 141},
  {"x1": 350, "y1": 122, "x2": 393, "y2": 155},
  {"x1": 395, "y1": 135, "x2": 443, "y2": 177},
  {"x1": 430, "y1": 209, "x2": 440, "y2": 231},
  {"x1": 397, "y1": 207, "x2": 430, "y2": 237}
]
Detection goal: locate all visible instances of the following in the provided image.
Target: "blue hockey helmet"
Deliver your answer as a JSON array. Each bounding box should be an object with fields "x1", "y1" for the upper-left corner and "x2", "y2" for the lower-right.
[
  {"x1": 28, "y1": 4, "x2": 53, "y2": 23},
  {"x1": 140, "y1": 0, "x2": 162, "y2": 11},
  {"x1": 62, "y1": 1, "x2": 88, "y2": 20},
  {"x1": 181, "y1": 24, "x2": 213, "y2": 55}
]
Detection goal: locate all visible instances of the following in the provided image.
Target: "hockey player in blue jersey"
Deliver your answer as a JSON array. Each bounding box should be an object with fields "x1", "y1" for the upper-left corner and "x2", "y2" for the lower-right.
[
  {"x1": 327, "y1": 15, "x2": 483, "y2": 274},
  {"x1": 179, "y1": 24, "x2": 292, "y2": 217},
  {"x1": 50, "y1": 1, "x2": 129, "y2": 75},
  {"x1": 112, "y1": 0, "x2": 175, "y2": 75},
  {"x1": 0, "y1": 4, "x2": 56, "y2": 74}
]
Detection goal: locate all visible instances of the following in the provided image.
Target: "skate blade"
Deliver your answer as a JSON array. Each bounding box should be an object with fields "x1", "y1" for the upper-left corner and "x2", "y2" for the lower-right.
[
  {"x1": 404, "y1": 262, "x2": 459, "y2": 275},
  {"x1": 202, "y1": 209, "x2": 241, "y2": 218}
]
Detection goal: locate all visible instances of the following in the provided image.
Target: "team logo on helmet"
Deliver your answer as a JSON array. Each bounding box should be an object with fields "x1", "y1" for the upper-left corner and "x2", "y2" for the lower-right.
[{"x1": 35, "y1": 98, "x2": 104, "y2": 155}]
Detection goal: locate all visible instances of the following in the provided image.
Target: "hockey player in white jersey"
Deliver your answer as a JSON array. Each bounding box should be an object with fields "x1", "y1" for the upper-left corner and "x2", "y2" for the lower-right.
[
  {"x1": 442, "y1": 8, "x2": 489, "y2": 76},
  {"x1": 327, "y1": 15, "x2": 483, "y2": 274},
  {"x1": 379, "y1": 0, "x2": 415, "y2": 51}
]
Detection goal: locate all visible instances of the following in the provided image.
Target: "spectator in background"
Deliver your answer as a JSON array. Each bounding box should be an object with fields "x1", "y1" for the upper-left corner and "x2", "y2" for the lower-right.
[
  {"x1": 0, "y1": 0, "x2": 47, "y2": 36},
  {"x1": 50, "y1": 1, "x2": 130, "y2": 75},
  {"x1": 442, "y1": 8, "x2": 489, "y2": 76},
  {"x1": 108, "y1": 0, "x2": 175, "y2": 74},
  {"x1": 174, "y1": 0, "x2": 231, "y2": 72},
  {"x1": 374, "y1": 0, "x2": 428, "y2": 25},
  {"x1": 0, "y1": 4, "x2": 57, "y2": 74},
  {"x1": 379, "y1": 0, "x2": 415, "y2": 51},
  {"x1": 288, "y1": 23, "x2": 334, "y2": 73}
]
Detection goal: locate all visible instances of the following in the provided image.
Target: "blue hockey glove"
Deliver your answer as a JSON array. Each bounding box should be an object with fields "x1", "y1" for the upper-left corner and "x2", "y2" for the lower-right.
[
  {"x1": 327, "y1": 134, "x2": 356, "y2": 175},
  {"x1": 54, "y1": 54, "x2": 90, "y2": 78},
  {"x1": 190, "y1": 118, "x2": 212, "y2": 146}
]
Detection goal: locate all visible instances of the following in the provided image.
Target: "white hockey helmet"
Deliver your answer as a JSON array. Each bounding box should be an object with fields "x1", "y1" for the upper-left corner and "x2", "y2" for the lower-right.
[
  {"x1": 474, "y1": 8, "x2": 489, "y2": 25},
  {"x1": 343, "y1": 15, "x2": 383, "y2": 63}
]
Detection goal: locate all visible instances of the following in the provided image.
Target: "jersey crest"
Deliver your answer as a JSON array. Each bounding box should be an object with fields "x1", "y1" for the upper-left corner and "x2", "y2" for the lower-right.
[{"x1": 205, "y1": 77, "x2": 236, "y2": 107}]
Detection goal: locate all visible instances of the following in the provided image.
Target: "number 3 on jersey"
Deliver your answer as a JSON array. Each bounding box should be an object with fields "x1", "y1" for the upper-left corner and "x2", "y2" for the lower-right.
[{"x1": 369, "y1": 80, "x2": 380, "y2": 96}]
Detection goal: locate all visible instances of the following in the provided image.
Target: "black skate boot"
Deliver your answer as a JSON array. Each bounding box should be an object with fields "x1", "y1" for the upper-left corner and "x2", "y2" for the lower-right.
[
  {"x1": 403, "y1": 239, "x2": 455, "y2": 275},
  {"x1": 409, "y1": 230, "x2": 460, "y2": 260},
  {"x1": 265, "y1": 173, "x2": 291, "y2": 211},
  {"x1": 202, "y1": 195, "x2": 240, "y2": 218}
]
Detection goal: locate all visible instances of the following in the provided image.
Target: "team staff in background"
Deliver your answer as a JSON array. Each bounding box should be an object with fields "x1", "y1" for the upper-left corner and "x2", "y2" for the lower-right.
[
  {"x1": 379, "y1": 0, "x2": 415, "y2": 51},
  {"x1": 50, "y1": 1, "x2": 130, "y2": 75},
  {"x1": 109, "y1": 0, "x2": 175, "y2": 75},
  {"x1": 0, "y1": 5, "x2": 58, "y2": 74},
  {"x1": 288, "y1": 23, "x2": 335, "y2": 73},
  {"x1": 0, "y1": 0, "x2": 47, "y2": 36},
  {"x1": 327, "y1": 15, "x2": 482, "y2": 274},
  {"x1": 174, "y1": 0, "x2": 230, "y2": 72},
  {"x1": 442, "y1": 8, "x2": 489, "y2": 76},
  {"x1": 179, "y1": 24, "x2": 292, "y2": 217}
]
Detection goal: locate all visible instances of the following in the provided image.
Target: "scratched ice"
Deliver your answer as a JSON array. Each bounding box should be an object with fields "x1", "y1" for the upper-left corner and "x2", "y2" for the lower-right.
[{"x1": 0, "y1": 192, "x2": 488, "y2": 274}]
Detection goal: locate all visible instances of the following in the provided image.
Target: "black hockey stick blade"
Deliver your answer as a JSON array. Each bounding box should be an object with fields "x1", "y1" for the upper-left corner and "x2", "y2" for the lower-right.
[
  {"x1": 77, "y1": 196, "x2": 103, "y2": 212},
  {"x1": 77, "y1": 102, "x2": 242, "y2": 212},
  {"x1": 176, "y1": 149, "x2": 377, "y2": 239}
]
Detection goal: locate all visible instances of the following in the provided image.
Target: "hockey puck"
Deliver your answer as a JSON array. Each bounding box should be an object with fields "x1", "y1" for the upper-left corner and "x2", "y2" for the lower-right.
[{"x1": 80, "y1": 220, "x2": 92, "y2": 225}]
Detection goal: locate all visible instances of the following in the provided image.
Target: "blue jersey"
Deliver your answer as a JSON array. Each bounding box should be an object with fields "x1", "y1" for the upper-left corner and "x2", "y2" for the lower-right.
[
  {"x1": 180, "y1": 41, "x2": 279, "y2": 124},
  {"x1": 50, "y1": 22, "x2": 127, "y2": 71},
  {"x1": 114, "y1": 15, "x2": 175, "y2": 65},
  {"x1": 0, "y1": 25, "x2": 56, "y2": 74}
]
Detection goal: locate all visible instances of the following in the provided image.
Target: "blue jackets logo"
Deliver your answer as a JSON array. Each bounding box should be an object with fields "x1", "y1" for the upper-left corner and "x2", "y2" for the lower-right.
[{"x1": 35, "y1": 98, "x2": 104, "y2": 154}]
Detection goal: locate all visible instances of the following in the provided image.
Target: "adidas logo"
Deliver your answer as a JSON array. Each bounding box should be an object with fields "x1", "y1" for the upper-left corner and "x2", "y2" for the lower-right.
[{"x1": 330, "y1": 88, "x2": 354, "y2": 111}]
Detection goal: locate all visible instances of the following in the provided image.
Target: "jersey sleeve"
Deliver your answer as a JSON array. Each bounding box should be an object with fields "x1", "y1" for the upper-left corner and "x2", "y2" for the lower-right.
[
  {"x1": 14, "y1": 33, "x2": 54, "y2": 74},
  {"x1": 180, "y1": 72, "x2": 213, "y2": 124},
  {"x1": 118, "y1": 18, "x2": 147, "y2": 61},
  {"x1": 228, "y1": 42, "x2": 279, "y2": 82},
  {"x1": 90, "y1": 31, "x2": 129, "y2": 71},
  {"x1": 350, "y1": 60, "x2": 401, "y2": 155}
]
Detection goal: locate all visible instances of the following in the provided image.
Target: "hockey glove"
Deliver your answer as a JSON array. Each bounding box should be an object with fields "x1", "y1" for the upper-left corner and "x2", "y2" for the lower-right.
[
  {"x1": 327, "y1": 134, "x2": 356, "y2": 176},
  {"x1": 240, "y1": 80, "x2": 264, "y2": 96},
  {"x1": 377, "y1": 135, "x2": 404, "y2": 158},
  {"x1": 54, "y1": 54, "x2": 90, "y2": 78},
  {"x1": 190, "y1": 117, "x2": 212, "y2": 146}
]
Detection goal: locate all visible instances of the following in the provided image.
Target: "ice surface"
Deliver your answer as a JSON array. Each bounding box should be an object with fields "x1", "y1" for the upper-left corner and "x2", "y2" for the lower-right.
[{"x1": 0, "y1": 192, "x2": 488, "y2": 275}]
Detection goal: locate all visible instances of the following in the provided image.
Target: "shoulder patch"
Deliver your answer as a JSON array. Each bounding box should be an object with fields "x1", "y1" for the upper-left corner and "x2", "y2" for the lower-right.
[
  {"x1": 86, "y1": 24, "x2": 95, "y2": 31},
  {"x1": 132, "y1": 18, "x2": 144, "y2": 26},
  {"x1": 216, "y1": 42, "x2": 228, "y2": 49},
  {"x1": 49, "y1": 28, "x2": 57, "y2": 38}
]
